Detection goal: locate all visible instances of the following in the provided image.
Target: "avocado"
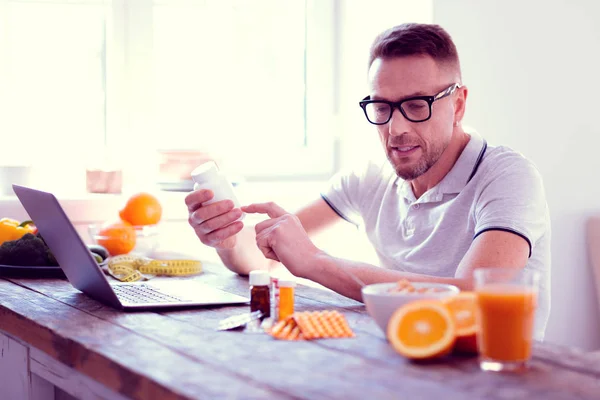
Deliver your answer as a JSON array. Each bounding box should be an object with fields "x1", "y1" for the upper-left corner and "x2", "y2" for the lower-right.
[
  {"x1": 92, "y1": 253, "x2": 103, "y2": 264},
  {"x1": 87, "y1": 244, "x2": 109, "y2": 261}
]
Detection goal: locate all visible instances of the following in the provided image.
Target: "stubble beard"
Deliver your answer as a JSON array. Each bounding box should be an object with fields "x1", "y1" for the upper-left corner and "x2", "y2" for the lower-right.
[{"x1": 389, "y1": 138, "x2": 449, "y2": 181}]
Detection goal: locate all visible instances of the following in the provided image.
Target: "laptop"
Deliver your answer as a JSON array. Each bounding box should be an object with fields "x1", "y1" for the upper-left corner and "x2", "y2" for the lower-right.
[{"x1": 12, "y1": 184, "x2": 249, "y2": 310}]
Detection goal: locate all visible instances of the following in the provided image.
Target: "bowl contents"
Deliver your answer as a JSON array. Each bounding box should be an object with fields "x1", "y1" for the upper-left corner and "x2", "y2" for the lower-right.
[
  {"x1": 362, "y1": 281, "x2": 460, "y2": 335},
  {"x1": 388, "y1": 279, "x2": 451, "y2": 294},
  {"x1": 269, "y1": 310, "x2": 355, "y2": 341}
]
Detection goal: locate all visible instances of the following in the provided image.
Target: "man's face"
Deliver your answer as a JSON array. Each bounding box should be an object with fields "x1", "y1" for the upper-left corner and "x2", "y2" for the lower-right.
[{"x1": 368, "y1": 56, "x2": 459, "y2": 180}]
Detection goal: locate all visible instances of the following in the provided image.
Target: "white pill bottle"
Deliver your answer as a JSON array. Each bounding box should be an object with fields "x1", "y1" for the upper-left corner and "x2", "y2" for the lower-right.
[{"x1": 191, "y1": 161, "x2": 244, "y2": 221}]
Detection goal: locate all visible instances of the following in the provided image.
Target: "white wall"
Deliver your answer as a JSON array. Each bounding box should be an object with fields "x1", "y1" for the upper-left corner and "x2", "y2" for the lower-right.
[{"x1": 433, "y1": 0, "x2": 600, "y2": 350}]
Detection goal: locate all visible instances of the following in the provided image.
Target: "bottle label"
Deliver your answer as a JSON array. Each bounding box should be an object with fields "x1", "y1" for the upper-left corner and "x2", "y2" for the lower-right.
[{"x1": 270, "y1": 276, "x2": 280, "y2": 321}]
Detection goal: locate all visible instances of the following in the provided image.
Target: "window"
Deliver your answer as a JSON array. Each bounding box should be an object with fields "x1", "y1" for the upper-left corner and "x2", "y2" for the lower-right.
[
  {"x1": 130, "y1": 0, "x2": 337, "y2": 180},
  {"x1": 0, "y1": 0, "x2": 337, "y2": 193},
  {"x1": 1, "y1": 0, "x2": 433, "y2": 193},
  {"x1": 0, "y1": 0, "x2": 108, "y2": 188},
  {"x1": 152, "y1": 1, "x2": 314, "y2": 165}
]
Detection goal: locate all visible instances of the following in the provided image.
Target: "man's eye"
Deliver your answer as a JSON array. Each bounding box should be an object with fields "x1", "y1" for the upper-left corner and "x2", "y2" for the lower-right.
[{"x1": 406, "y1": 103, "x2": 426, "y2": 110}]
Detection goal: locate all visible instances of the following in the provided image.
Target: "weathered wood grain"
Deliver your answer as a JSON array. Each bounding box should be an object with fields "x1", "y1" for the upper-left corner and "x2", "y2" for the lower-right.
[
  {"x1": 55, "y1": 388, "x2": 78, "y2": 400},
  {"x1": 533, "y1": 342, "x2": 600, "y2": 376},
  {"x1": 6, "y1": 279, "x2": 465, "y2": 399},
  {"x1": 0, "y1": 332, "x2": 31, "y2": 399},
  {"x1": 0, "y1": 279, "x2": 287, "y2": 400},
  {"x1": 6, "y1": 272, "x2": 600, "y2": 400},
  {"x1": 31, "y1": 373, "x2": 55, "y2": 400},
  {"x1": 30, "y1": 347, "x2": 131, "y2": 400},
  {"x1": 164, "y1": 272, "x2": 600, "y2": 399},
  {"x1": 199, "y1": 264, "x2": 600, "y2": 378}
]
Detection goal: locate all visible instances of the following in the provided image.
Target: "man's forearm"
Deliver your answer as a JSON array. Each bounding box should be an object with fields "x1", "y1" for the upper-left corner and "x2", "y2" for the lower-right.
[
  {"x1": 216, "y1": 226, "x2": 275, "y2": 275},
  {"x1": 304, "y1": 253, "x2": 472, "y2": 302}
]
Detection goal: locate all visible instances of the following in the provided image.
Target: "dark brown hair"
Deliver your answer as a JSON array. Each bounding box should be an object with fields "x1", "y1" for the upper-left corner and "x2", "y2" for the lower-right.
[{"x1": 369, "y1": 23, "x2": 460, "y2": 74}]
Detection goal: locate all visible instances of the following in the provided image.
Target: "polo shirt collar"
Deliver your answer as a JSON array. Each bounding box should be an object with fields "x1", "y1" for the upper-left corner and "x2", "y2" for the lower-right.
[
  {"x1": 438, "y1": 132, "x2": 487, "y2": 195},
  {"x1": 396, "y1": 132, "x2": 487, "y2": 201}
]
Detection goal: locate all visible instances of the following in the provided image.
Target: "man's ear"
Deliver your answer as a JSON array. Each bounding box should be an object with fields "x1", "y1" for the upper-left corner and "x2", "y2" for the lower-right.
[{"x1": 454, "y1": 85, "x2": 468, "y2": 124}]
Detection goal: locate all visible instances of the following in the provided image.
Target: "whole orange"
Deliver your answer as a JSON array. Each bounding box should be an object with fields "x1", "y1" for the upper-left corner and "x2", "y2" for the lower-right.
[
  {"x1": 119, "y1": 192, "x2": 163, "y2": 226},
  {"x1": 96, "y1": 220, "x2": 137, "y2": 256}
]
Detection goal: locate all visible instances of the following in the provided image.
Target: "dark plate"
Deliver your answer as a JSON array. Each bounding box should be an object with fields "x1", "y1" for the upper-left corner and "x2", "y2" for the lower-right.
[{"x1": 0, "y1": 264, "x2": 67, "y2": 279}]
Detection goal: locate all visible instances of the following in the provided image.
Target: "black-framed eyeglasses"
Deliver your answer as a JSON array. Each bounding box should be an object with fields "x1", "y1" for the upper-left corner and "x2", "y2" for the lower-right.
[{"x1": 359, "y1": 83, "x2": 461, "y2": 125}]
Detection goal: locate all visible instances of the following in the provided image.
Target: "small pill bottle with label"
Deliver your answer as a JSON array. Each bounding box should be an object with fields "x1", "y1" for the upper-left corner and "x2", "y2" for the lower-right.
[
  {"x1": 191, "y1": 161, "x2": 244, "y2": 220},
  {"x1": 249, "y1": 270, "x2": 270, "y2": 319},
  {"x1": 278, "y1": 280, "x2": 296, "y2": 320}
]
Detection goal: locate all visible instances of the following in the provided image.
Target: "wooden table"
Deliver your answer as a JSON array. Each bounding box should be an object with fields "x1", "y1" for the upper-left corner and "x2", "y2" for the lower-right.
[{"x1": 0, "y1": 264, "x2": 599, "y2": 400}]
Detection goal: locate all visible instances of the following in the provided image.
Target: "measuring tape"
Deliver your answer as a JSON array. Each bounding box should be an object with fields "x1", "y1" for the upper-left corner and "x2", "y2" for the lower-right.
[{"x1": 106, "y1": 255, "x2": 203, "y2": 282}]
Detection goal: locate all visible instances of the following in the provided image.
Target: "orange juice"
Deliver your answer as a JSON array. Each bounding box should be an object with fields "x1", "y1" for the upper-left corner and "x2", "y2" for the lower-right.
[{"x1": 476, "y1": 284, "x2": 537, "y2": 362}]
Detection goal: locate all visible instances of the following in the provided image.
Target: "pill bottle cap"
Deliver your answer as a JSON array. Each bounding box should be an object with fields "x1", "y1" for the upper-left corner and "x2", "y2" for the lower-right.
[
  {"x1": 249, "y1": 270, "x2": 270, "y2": 286},
  {"x1": 278, "y1": 280, "x2": 296, "y2": 288},
  {"x1": 191, "y1": 161, "x2": 220, "y2": 184}
]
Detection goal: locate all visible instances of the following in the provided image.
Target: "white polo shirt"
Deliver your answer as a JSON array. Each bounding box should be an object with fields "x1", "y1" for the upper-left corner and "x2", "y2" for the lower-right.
[{"x1": 322, "y1": 132, "x2": 551, "y2": 340}]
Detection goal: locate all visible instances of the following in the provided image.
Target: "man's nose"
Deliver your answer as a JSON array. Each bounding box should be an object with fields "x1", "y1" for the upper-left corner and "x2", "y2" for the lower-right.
[{"x1": 388, "y1": 107, "x2": 411, "y2": 136}]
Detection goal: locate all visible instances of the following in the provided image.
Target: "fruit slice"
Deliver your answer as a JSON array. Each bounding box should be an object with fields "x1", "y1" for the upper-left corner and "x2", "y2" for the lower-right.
[
  {"x1": 386, "y1": 300, "x2": 456, "y2": 360},
  {"x1": 442, "y1": 292, "x2": 477, "y2": 336},
  {"x1": 442, "y1": 292, "x2": 478, "y2": 354}
]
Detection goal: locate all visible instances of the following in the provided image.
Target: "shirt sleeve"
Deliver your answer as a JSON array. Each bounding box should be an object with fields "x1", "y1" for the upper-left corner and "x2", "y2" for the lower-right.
[
  {"x1": 473, "y1": 153, "x2": 549, "y2": 257},
  {"x1": 320, "y1": 159, "x2": 383, "y2": 226}
]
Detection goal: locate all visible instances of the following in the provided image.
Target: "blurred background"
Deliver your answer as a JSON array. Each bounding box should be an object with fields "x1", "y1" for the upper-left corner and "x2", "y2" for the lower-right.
[{"x1": 1, "y1": 0, "x2": 599, "y2": 351}]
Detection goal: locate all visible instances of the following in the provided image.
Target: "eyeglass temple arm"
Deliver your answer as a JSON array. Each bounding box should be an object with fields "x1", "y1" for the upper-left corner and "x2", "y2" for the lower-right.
[{"x1": 434, "y1": 83, "x2": 462, "y2": 100}]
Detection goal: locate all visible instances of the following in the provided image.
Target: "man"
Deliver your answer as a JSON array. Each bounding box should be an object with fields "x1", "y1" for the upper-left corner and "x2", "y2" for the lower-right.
[{"x1": 185, "y1": 23, "x2": 551, "y2": 338}]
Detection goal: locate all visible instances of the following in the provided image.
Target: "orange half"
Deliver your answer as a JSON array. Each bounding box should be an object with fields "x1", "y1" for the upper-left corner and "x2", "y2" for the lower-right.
[
  {"x1": 386, "y1": 300, "x2": 456, "y2": 360},
  {"x1": 442, "y1": 292, "x2": 477, "y2": 336},
  {"x1": 442, "y1": 292, "x2": 478, "y2": 354}
]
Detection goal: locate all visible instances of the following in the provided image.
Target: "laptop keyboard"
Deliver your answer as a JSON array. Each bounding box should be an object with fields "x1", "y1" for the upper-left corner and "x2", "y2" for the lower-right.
[{"x1": 112, "y1": 284, "x2": 186, "y2": 304}]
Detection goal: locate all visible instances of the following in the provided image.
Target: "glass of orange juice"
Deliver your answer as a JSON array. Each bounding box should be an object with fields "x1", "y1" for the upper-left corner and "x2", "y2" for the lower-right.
[{"x1": 474, "y1": 268, "x2": 540, "y2": 372}]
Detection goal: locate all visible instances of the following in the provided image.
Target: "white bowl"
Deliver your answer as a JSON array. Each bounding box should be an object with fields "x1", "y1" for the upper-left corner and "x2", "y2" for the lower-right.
[{"x1": 361, "y1": 282, "x2": 460, "y2": 335}]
